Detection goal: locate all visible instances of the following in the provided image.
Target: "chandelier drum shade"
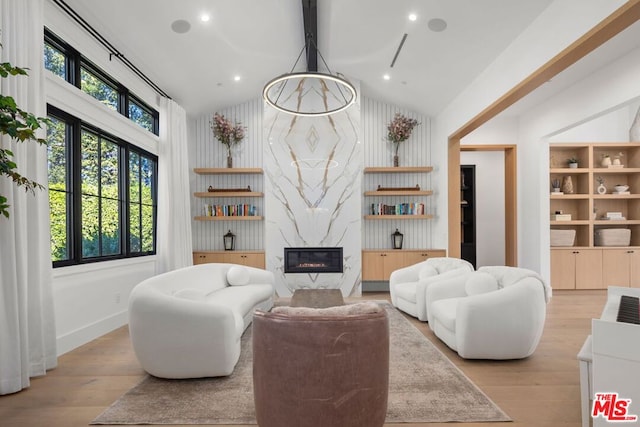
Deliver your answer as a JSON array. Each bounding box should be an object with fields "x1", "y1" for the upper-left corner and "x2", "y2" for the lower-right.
[{"x1": 262, "y1": 34, "x2": 356, "y2": 117}]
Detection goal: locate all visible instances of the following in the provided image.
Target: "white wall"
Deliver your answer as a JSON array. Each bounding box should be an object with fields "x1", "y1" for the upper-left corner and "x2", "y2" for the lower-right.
[
  {"x1": 550, "y1": 101, "x2": 640, "y2": 143},
  {"x1": 460, "y1": 151, "x2": 505, "y2": 267},
  {"x1": 433, "y1": 0, "x2": 627, "y2": 267},
  {"x1": 45, "y1": 1, "x2": 161, "y2": 355},
  {"x1": 518, "y1": 46, "x2": 640, "y2": 280}
]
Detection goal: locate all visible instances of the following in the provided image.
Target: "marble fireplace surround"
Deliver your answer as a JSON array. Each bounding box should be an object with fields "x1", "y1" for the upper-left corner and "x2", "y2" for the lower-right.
[
  {"x1": 263, "y1": 86, "x2": 362, "y2": 297},
  {"x1": 193, "y1": 91, "x2": 431, "y2": 298}
]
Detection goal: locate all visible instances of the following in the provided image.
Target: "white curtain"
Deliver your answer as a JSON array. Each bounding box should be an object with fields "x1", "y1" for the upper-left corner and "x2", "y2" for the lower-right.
[
  {"x1": 0, "y1": 0, "x2": 57, "y2": 395},
  {"x1": 156, "y1": 98, "x2": 193, "y2": 273}
]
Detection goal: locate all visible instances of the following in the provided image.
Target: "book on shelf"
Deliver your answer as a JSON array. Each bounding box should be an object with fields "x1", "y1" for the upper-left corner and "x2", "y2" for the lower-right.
[
  {"x1": 370, "y1": 202, "x2": 425, "y2": 215},
  {"x1": 202, "y1": 204, "x2": 257, "y2": 217},
  {"x1": 551, "y1": 214, "x2": 572, "y2": 221}
]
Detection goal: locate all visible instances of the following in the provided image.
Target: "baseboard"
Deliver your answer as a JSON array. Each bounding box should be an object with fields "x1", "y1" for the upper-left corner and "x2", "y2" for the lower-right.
[{"x1": 56, "y1": 310, "x2": 128, "y2": 356}]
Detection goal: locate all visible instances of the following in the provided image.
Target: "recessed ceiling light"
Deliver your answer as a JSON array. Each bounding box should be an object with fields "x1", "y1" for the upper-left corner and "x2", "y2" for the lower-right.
[
  {"x1": 234, "y1": 75, "x2": 241, "y2": 82},
  {"x1": 383, "y1": 74, "x2": 391, "y2": 81},
  {"x1": 408, "y1": 13, "x2": 417, "y2": 22},
  {"x1": 200, "y1": 14, "x2": 211, "y2": 22}
]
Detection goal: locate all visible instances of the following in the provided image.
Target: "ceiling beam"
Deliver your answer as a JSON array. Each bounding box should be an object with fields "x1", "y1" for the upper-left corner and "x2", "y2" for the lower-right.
[{"x1": 302, "y1": 0, "x2": 318, "y2": 72}]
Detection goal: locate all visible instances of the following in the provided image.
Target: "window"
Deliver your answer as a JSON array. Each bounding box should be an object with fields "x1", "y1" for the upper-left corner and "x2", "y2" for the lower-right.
[
  {"x1": 47, "y1": 106, "x2": 157, "y2": 266},
  {"x1": 80, "y1": 66, "x2": 119, "y2": 112},
  {"x1": 80, "y1": 129, "x2": 122, "y2": 257},
  {"x1": 44, "y1": 42, "x2": 66, "y2": 80},
  {"x1": 128, "y1": 150, "x2": 156, "y2": 253},
  {"x1": 44, "y1": 28, "x2": 159, "y2": 136},
  {"x1": 128, "y1": 96, "x2": 158, "y2": 134},
  {"x1": 47, "y1": 115, "x2": 71, "y2": 262}
]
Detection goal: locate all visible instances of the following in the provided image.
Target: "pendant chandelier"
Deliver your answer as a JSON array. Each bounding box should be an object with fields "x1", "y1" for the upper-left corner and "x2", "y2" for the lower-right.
[{"x1": 262, "y1": 32, "x2": 356, "y2": 117}]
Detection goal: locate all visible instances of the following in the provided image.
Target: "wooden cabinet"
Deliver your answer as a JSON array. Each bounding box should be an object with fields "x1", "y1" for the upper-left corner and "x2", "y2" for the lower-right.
[
  {"x1": 550, "y1": 248, "x2": 603, "y2": 290},
  {"x1": 193, "y1": 251, "x2": 265, "y2": 269},
  {"x1": 549, "y1": 143, "x2": 640, "y2": 289},
  {"x1": 602, "y1": 248, "x2": 640, "y2": 288},
  {"x1": 402, "y1": 249, "x2": 447, "y2": 266},
  {"x1": 362, "y1": 249, "x2": 446, "y2": 281}
]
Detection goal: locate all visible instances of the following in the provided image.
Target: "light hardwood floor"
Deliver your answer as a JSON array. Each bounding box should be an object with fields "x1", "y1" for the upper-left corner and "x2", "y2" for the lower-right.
[{"x1": 0, "y1": 289, "x2": 607, "y2": 427}]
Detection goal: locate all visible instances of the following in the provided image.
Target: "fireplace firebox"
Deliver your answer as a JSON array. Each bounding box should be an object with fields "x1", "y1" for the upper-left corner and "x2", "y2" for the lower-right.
[{"x1": 284, "y1": 247, "x2": 343, "y2": 274}]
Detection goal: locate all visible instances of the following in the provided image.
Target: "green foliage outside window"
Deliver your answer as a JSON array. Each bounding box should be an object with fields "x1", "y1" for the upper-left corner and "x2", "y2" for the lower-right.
[
  {"x1": 81, "y1": 67, "x2": 118, "y2": 111},
  {"x1": 47, "y1": 116, "x2": 69, "y2": 261},
  {"x1": 44, "y1": 42, "x2": 65, "y2": 79},
  {"x1": 129, "y1": 101, "x2": 154, "y2": 133},
  {"x1": 80, "y1": 131, "x2": 121, "y2": 258}
]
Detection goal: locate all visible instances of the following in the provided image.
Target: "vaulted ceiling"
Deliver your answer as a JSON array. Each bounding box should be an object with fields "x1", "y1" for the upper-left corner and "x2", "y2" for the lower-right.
[{"x1": 60, "y1": 0, "x2": 561, "y2": 117}]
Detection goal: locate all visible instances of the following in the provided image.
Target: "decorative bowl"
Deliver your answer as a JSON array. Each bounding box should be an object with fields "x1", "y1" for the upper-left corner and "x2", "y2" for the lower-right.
[{"x1": 614, "y1": 185, "x2": 629, "y2": 192}]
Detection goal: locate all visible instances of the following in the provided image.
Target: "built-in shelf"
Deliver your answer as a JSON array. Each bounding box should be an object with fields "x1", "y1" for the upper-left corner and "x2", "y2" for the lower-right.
[
  {"x1": 593, "y1": 194, "x2": 640, "y2": 199},
  {"x1": 364, "y1": 190, "x2": 433, "y2": 196},
  {"x1": 592, "y1": 168, "x2": 640, "y2": 174},
  {"x1": 550, "y1": 194, "x2": 590, "y2": 199},
  {"x1": 194, "y1": 192, "x2": 264, "y2": 198},
  {"x1": 364, "y1": 214, "x2": 434, "y2": 220},
  {"x1": 549, "y1": 168, "x2": 590, "y2": 174},
  {"x1": 363, "y1": 166, "x2": 433, "y2": 174},
  {"x1": 594, "y1": 220, "x2": 640, "y2": 225},
  {"x1": 194, "y1": 167, "x2": 263, "y2": 175},
  {"x1": 194, "y1": 216, "x2": 263, "y2": 221},
  {"x1": 550, "y1": 220, "x2": 591, "y2": 225}
]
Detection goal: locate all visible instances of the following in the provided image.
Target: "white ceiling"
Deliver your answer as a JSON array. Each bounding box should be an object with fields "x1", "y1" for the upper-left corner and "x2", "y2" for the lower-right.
[{"x1": 59, "y1": 0, "x2": 560, "y2": 117}]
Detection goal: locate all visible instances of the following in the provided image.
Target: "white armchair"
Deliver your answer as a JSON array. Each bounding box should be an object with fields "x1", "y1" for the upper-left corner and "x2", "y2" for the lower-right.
[
  {"x1": 389, "y1": 257, "x2": 474, "y2": 321},
  {"x1": 426, "y1": 266, "x2": 552, "y2": 360}
]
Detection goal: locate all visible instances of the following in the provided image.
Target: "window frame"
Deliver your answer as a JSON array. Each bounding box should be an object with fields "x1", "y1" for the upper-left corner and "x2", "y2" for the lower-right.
[
  {"x1": 44, "y1": 28, "x2": 160, "y2": 136},
  {"x1": 47, "y1": 105, "x2": 158, "y2": 268}
]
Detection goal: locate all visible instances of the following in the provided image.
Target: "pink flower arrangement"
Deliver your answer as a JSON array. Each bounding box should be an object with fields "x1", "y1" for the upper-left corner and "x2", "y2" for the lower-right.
[
  {"x1": 211, "y1": 113, "x2": 245, "y2": 156},
  {"x1": 387, "y1": 113, "x2": 419, "y2": 151}
]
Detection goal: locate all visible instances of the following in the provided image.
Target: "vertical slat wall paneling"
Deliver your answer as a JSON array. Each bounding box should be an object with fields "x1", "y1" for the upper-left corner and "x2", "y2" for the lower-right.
[
  {"x1": 191, "y1": 98, "x2": 264, "y2": 251},
  {"x1": 361, "y1": 96, "x2": 433, "y2": 250}
]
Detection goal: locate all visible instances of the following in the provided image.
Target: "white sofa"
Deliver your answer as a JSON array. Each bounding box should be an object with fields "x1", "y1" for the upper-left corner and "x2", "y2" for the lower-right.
[
  {"x1": 426, "y1": 266, "x2": 552, "y2": 360},
  {"x1": 389, "y1": 257, "x2": 474, "y2": 321},
  {"x1": 128, "y1": 263, "x2": 275, "y2": 379}
]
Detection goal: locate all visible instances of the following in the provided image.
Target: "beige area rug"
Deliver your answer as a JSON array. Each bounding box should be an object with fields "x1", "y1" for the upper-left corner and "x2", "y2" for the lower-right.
[{"x1": 92, "y1": 302, "x2": 511, "y2": 424}]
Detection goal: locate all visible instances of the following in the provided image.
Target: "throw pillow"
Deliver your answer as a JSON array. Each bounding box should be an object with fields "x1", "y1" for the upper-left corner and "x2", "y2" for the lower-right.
[
  {"x1": 227, "y1": 265, "x2": 250, "y2": 286},
  {"x1": 173, "y1": 288, "x2": 208, "y2": 301},
  {"x1": 465, "y1": 271, "x2": 499, "y2": 296},
  {"x1": 418, "y1": 265, "x2": 439, "y2": 280}
]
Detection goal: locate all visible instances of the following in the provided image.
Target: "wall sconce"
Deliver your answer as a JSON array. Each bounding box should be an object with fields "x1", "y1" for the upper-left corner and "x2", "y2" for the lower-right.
[
  {"x1": 392, "y1": 228, "x2": 404, "y2": 250},
  {"x1": 223, "y1": 230, "x2": 236, "y2": 251}
]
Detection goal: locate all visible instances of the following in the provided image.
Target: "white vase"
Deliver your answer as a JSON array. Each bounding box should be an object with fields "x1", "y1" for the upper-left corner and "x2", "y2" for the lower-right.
[
  {"x1": 630, "y1": 106, "x2": 640, "y2": 142},
  {"x1": 562, "y1": 176, "x2": 574, "y2": 194},
  {"x1": 601, "y1": 156, "x2": 611, "y2": 167}
]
